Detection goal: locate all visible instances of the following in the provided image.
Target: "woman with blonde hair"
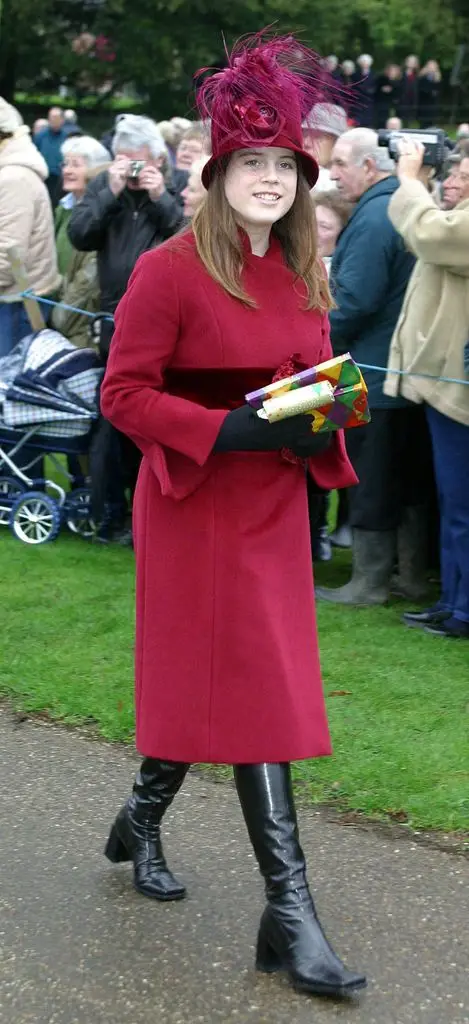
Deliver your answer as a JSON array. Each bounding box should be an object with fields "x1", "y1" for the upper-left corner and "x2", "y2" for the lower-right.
[
  {"x1": 100, "y1": 34, "x2": 365, "y2": 1000},
  {"x1": 53, "y1": 135, "x2": 109, "y2": 347},
  {"x1": 180, "y1": 155, "x2": 207, "y2": 219}
]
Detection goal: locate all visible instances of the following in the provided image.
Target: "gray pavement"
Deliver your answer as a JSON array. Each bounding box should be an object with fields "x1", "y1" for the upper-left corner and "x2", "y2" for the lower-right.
[{"x1": 0, "y1": 707, "x2": 468, "y2": 1024}]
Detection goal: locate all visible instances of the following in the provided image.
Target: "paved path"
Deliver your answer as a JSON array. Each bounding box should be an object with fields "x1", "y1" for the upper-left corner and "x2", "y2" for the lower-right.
[{"x1": 0, "y1": 707, "x2": 468, "y2": 1024}]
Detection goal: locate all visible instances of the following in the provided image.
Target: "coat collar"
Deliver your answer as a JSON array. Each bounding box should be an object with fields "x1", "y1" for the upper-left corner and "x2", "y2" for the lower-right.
[
  {"x1": 353, "y1": 175, "x2": 399, "y2": 214},
  {"x1": 239, "y1": 228, "x2": 284, "y2": 264},
  {"x1": 335, "y1": 176, "x2": 399, "y2": 246},
  {"x1": 59, "y1": 192, "x2": 77, "y2": 210}
]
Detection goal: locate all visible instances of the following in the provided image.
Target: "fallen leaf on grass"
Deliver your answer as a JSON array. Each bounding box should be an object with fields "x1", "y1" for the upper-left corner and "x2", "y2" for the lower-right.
[
  {"x1": 116, "y1": 701, "x2": 124, "y2": 713},
  {"x1": 328, "y1": 690, "x2": 352, "y2": 697},
  {"x1": 386, "y1": 809, "x2": 409, "y2": 823}
]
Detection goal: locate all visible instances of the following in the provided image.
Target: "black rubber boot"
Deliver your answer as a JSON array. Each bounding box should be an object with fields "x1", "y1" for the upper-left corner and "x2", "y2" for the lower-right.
[
  {"x1": 104, "y1": 758, "x2": 190, "y2": 900},
  {"x1": 233, "y1": 763, "x2": 366, "y2": 998},
  {"x1": 309, "y1": 491, "x2": 332, "y2": 563}
]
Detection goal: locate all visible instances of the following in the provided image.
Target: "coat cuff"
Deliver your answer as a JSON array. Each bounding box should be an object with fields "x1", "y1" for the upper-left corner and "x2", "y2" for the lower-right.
[{"x1": 307, "y1": 429, "x2": 358, "y2": 491}]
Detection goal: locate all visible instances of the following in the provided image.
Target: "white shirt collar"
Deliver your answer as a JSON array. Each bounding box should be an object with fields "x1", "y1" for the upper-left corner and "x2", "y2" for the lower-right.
[{"x1": 59, "y1": 192, "x2": 76, "y2": 210}]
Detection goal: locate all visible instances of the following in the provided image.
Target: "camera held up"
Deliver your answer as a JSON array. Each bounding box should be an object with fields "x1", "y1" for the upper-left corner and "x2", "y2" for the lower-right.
[
  {"x1": 128, "y1": 160, "x2": 146, "y2": 179},
  {"x1": 377, "y1": 128, "x2": 451, "y2": 175}
]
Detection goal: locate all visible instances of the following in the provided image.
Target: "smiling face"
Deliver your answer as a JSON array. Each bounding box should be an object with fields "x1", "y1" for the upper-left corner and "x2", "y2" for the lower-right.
[
  {"x1": 62, "y1": 153, "x2": 88, "y2": 196},
  {"x1": 224, "y1": 147, "x2": 298, "y2": 230},
  {"x1": 443, "y1": 157, "x2": 469, "y2": 209}
]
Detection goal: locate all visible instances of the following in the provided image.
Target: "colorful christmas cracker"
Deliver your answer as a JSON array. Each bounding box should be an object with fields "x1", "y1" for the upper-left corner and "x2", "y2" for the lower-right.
[{"x1": 245, "y1": 353, "x2": 371, "y2": 434}]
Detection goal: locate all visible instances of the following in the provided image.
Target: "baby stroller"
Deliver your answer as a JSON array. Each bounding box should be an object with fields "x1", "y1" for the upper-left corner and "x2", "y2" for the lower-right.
[{"x1": 0, "y1": 330, "x2": 103, "y2": 545}]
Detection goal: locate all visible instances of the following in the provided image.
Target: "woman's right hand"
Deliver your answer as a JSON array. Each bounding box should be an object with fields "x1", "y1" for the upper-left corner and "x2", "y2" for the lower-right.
[{"x1": 213, "y1": 404, "x2": 331, "y2": 457}]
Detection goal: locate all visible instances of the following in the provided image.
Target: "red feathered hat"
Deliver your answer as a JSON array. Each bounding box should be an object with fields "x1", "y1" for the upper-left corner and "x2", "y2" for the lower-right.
[{"x1": 196, "y1": 33, "x2": 336, "y2": 189}]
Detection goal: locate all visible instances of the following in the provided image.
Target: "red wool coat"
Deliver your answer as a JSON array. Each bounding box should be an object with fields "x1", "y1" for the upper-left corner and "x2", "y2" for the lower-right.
[{"x1": 101, "y1": 231, "x2": 358, "y2": 764}]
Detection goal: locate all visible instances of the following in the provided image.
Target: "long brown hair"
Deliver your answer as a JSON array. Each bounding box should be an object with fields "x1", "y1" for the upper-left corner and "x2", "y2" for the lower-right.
[{"x1": 191, "y1": 164, "x2": 332, "y2": 311}]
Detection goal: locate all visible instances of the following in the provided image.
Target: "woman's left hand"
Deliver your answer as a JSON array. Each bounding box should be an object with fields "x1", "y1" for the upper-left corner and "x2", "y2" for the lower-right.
[{"x1": 396, "y1": 139, "x2": 425, "y2": 181}]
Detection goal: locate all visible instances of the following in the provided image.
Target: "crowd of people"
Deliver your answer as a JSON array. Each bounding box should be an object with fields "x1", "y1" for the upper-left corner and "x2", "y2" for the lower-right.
[
  {"x1": 324, "y1": 53, "x2": 443, "y2": 128},
  {"x1": 0, "y1": 75, "x2": 468, "y2": 639}
]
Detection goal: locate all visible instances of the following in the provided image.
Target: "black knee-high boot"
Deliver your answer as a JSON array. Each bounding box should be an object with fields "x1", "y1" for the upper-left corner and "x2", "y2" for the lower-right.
[
  {"x1": 105, "y1": 758, "x2": 190, "y2": 900},
  {"x1": 234, "y1": 763, "x2": 366, "y2": 997}
]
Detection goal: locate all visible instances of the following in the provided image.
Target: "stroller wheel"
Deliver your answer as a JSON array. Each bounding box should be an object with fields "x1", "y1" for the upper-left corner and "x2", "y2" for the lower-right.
[
  {"x1": 0, "y1": 477, "x2": 27, "y2": 527},
  {"x1": 66, "y1": 487, "x2": 96, "y2": 539},
  {"x1": 10, "y1": 491, "x2": 61, "y2": 545}
]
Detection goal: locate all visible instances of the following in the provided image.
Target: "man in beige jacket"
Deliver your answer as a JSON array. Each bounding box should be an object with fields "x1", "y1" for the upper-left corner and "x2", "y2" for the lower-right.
[
  {"x1": 385, "y1": 141, "x2": 469, "y2": 640},
  {"x1": 0, "y1": 98, "x2": 61, "y2": 355}
]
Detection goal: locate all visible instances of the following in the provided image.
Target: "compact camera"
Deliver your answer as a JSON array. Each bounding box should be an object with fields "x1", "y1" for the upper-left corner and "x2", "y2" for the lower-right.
[
  {"x1": 128, "y1": 160, "x2": 146, "y2": 179},
  {"x1": 377, "y1": 127, "x2": 450, "y2": 172}
]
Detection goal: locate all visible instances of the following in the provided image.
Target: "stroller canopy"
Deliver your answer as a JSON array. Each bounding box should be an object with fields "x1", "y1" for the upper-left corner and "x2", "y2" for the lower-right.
[{"x1": 0, "y1": 330, "x2": 103, "y2": 438}]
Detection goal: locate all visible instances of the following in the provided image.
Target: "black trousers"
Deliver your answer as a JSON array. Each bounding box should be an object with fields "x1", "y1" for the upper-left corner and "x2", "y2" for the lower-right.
[{"x1": 346, "y1": 407, "x2": 434, "y2": 532}]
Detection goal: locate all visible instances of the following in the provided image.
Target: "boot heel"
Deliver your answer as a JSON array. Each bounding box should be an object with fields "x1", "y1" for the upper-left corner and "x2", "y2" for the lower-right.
[
  {"x1": 104, "y1": 824, "x2": 131, "y2": 863},
  {"x1": 255, "y1": 929, "x2": 282, "y2": 974}
]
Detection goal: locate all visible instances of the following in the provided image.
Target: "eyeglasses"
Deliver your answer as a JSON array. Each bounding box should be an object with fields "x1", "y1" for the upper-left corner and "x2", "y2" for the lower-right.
[{"x1": 447, "y1": 170, "x2": 469, "y2": 183}]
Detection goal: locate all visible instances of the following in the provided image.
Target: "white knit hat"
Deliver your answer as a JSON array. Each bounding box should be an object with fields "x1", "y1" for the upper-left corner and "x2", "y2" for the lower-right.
[{"x1": 0, "y1": 97, "x2": 23, "y2": 134}]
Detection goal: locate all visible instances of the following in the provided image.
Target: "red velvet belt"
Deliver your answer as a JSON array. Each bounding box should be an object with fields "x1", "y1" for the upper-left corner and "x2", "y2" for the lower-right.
[
  {"x1": 164, "y1": 367, "x2": 277, "y2": 410},
  {"x1": 164, "y1": 358, "x2": 307, "y2": 410}
]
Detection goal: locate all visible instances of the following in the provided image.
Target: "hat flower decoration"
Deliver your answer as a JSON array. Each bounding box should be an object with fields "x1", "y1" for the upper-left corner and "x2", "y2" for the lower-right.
[{"x1": 196, "y1": 31, "x2": 343, "y2": 189}]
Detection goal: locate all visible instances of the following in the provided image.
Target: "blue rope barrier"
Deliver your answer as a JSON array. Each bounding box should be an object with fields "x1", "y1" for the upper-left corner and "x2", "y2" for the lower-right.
[
  {"x1": 19, "y1": 291, "x2": 114, "y2": 322},
  {"x1": 5, "y1": 290, "x2": 469, "y2": 388},
  {"x1": 356, "y1": 362, "x2": 469, "y2": 387}
]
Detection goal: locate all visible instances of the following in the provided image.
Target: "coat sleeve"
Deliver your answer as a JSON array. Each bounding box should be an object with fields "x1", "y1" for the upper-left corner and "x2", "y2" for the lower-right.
[
  {"x1": 329, "y1": 214, "x2": 396, "y2": 351},
  {"x1": 388, "y1": 179, "x2": 469, "y2": 273},
  {"x1": 306, "y1": 313, "x2": 358, "y2": 491},
  {"x1": 67, "y1": 175, "x2": 121, "y2": 252},
  {"x1": 51, "y1": 251, "x2": 99, "y2": 341},
  {"x1": 100, "y1": 248, "x2": 229, "y2": 499},
  {"x1": 0, "y1": 171, "x2": 34, "y2": 290}
]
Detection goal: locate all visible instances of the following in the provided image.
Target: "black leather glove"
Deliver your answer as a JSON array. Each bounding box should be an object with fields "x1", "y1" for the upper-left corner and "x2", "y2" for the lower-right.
[{"x1": 213, "y1": 404, "x2": 332, "y2": 457}]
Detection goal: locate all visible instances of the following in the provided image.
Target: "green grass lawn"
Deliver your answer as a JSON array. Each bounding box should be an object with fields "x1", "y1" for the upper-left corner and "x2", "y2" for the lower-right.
[{"x1": 0, "y1": 529, "x2": 467, "y2": 833}]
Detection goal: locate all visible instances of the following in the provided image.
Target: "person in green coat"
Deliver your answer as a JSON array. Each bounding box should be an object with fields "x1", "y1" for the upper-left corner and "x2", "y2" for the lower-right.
[{"x1": 52, "y1": 136, "x2": 109, "y2": 348}]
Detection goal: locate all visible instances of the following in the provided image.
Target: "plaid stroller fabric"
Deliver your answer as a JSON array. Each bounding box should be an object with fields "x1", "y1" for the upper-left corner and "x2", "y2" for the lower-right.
[{"x1": 0, "y1": 330, "x2": 103, "y2": 438}]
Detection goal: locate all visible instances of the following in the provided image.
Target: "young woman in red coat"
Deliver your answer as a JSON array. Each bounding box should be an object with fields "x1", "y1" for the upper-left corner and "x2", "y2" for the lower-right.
[{"x1": 100, "y1": 34, "x2": 366, "y2": 999}]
